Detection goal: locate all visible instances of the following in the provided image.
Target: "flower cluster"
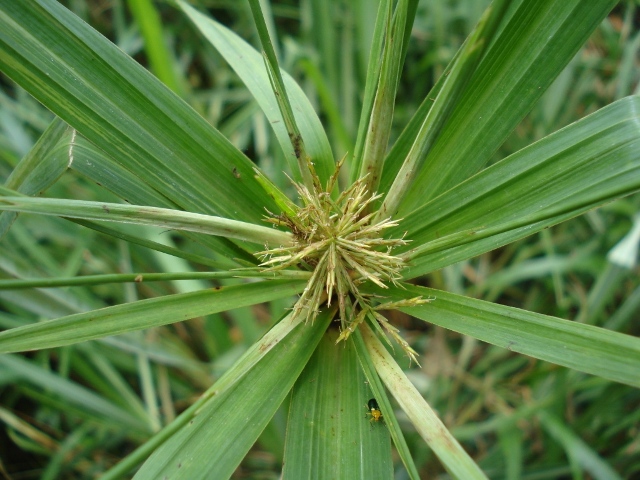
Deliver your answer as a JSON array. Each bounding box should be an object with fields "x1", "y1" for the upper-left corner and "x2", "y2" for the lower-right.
[{"x1": 259, "y1": 163, "x2": 429, "y2": 363}]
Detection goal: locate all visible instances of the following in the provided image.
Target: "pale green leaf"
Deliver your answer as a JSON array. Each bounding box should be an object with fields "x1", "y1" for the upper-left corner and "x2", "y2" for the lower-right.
[
  {"x1": 353, "y1": 330, "x2": 420, "y2": 480},
  {"x1": 0, "y1": 194, "x2": 293, "y2": 246},
  {"x1": 358, "y1": 0, "x2": 408, "y2": 196},
  {"x1": 360, "y1": 323, "x2": 487, "y2": 480},
  {"x1": 0, "y1": 117, "x2": 70, "y2": 237}
]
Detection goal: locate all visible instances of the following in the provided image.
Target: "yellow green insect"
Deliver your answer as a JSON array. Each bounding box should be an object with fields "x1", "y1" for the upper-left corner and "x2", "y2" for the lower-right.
[{"x1": 365, "y1": 398, "x2": 383, "y2": 424}]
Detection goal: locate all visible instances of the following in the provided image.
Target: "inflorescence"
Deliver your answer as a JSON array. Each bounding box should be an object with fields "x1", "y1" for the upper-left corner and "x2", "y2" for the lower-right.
[{"x1": 259, "y1": 162, "x2": 429, "y2": 364}]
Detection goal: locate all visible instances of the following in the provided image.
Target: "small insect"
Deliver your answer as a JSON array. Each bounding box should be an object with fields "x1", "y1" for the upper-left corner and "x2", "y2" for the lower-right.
[{"x1": 365, "y1": 398, "x2": 383, "y2": 424}]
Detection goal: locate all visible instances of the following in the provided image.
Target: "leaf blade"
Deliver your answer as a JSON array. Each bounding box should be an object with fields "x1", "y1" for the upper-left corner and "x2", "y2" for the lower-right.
[
  {"x1": 0, "y1": 194, "x2": 292, "y2": 246},
  {"x1": 398, "y1": 96, "x2": 640, "y2": 278},
  {"x1": 178, "y1": 0, "x2": 335, "y2": 187},
  {"x1": 283, "y1": 327, "x2": 393, "y2": 480},
  {"x1": 133, "y1": 311, "x2": 332, "y2": 480},
  {"x1": 365, "y1": 283, "x2": 640, "y2": 388},
  {"x1": 0, "y1": 280, "x2": 306, "y2": 352},
  {"x1": 0, "y1": 0, "x2": 276, "y2": 223},
  {"x1": 394, "y1": 0, "x2": 618, "y2": 214},
  {"x1": 360, "y1": 322, "x2": 488, "y2": 480}
]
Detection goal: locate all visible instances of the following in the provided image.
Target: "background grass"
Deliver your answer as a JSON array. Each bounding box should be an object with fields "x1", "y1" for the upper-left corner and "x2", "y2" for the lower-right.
[{"x1": 0, "y1": 0, "x2": 639, "y2": 478}]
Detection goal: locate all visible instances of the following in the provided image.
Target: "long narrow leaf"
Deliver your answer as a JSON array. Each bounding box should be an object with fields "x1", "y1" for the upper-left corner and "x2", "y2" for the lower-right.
[
  {"x1": 358, "y1": 0, "x2": 409, "y2": 196},
  {"x1": 102, "y1": 310, "x2": 308, "y2": 479},
  {"x1": 0, "y1": 195, "x2": 292, "y2": 246},
  {"x1": 350, "y1": 0, "x2": 391, "y2": 183},
  {"x1": 397, "y1": 96, "x2": 640, "y2": 278},
  {"x1": 0, "y1": 0, "x2": 277, "y2": 223},
  {"x1": 0, "y1": 117, "x2": 70, "y2": 237},
  {"x1": 0, "y1": 279, "x2": 306, "y2": 352},
  {"x1": 68, "y1": 135, "x2": 256, "y2": 264},
  {"x1": 395, "y1": 0, "x2": 617, "y2": 214},
  {"x1": 178, "y1": 1, "x2": 334, "y2": 188},
  {"x1": 360, "y1": 323, "x2": 487, "y2": 479},
  {"x1": 379, "y1": 0, "x2": 511, "y2": 220},
  {"x1": 353, "y1": 330, "x2": 420, "y2": 480},
  {"x1": 364, "y1": 283, "x2": 640, "y2": 388},
  {"x1": 133, "y1": 311, "x2": 331, "y2": 479},
  {"x1": 283, "y1": 327, "x2": 392, "y2": 479}
]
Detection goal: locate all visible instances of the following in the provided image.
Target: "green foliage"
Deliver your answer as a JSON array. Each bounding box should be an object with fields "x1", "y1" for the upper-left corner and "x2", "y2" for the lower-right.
[{"x1": 0, "y1": 0, "x2": 639, "y2": 478}]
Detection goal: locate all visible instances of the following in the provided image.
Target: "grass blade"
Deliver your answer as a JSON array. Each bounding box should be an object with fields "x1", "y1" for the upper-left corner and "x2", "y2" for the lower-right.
[
  {"x1": 283, "y1": 327, "x2": 393, "y2": 480},
  {"x1": 0, "y1": 117, "x2": 70, "y2": 237},
  {"x1": 398, "y1": 96, "x2": 640, "y2": 278},
  {"x1": 178, "y1": 0, "x2": 334, "y2": 187},
  {"x1": 0, "y1": 194, "x2": 292, "y2": 246},
  {"x1": 353, "y1": 330, "x2": 420, "y2": 480},
  {"x1": 394, "y1": 0, "x2": 618, "y2": 214},
  {"x1": 0, "y1": 0, "x2": 277, "y2": 223},
  {"x1": 68, "y1": 135, "x2": 254, "y2": 264},
  {"x1": 378, "y1": 0, "x2": 511, "y2": 220},
  {"x1": 126, "y1": 0, "x2": 184, "y2": 96},
  {"x1": 357, "y1": 0, "x2": 409, "y2": 196},
  {"x1": 360, "y1": 322, "x2": 487, "y2": 479},
  {"x1": 0, "y1": 279, "x2": 305, "y2": 352},
  {"x1": 365, "y1": 283, "x2": 640, "y2": 388},
  {"x1": 132, "y1": 311, "x2": 331, "y2": 480}
]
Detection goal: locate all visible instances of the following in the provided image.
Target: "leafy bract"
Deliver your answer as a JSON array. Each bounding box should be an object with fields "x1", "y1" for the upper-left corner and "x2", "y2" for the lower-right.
[
  {"x1": 0, "y1": 0, "x2": 278, "y2": 224},
  {"x1": 364, "y1": 283, "x2": 640, "y2": 388}
]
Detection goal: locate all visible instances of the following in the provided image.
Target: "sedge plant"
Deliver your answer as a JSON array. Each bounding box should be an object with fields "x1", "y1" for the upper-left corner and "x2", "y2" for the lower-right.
[{"x1": 0, "y1": 0, "x2": 639, "y2": 478}]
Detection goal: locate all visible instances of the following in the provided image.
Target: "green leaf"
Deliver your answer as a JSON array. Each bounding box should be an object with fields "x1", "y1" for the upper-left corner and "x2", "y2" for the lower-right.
[
  {"x1": 71, "y1": 219, "x2": 237, "y2": 270},
  {"x1": 126, "y1": 0, "x2": 184, "y2": 96},
  {"x1": 353, "y1": 330, "x2": 420, "y2": 480},
  {"x1": 132, "y1": 311, "x2": 331, "y2": 480},
  {"x1": 398, "y1": 96, "x2": 640, "y2": 278},
  {"x1": 357, "y1": 0, "x2": 409, "y2": 196},
  {"x1": 0, "y1": 0, "x2": 277, "y2": 223},
  {"x1": 0, "y1": 194, "x2": 293, "y2": 246},
  {"x1": 0, "y1": 270, "x2": 309, "y2": 290},
  {"x1": 283, "y1": 327, "x2": 393, "y2": 480},
  {"x1": 360, "y1": 323, "x2": 487, "y2": 480},
  {"x1": 394, "y1": 0, "x2": 618, "y2": 215},
  {"x1": 0, "y1": 117, "x2": 70, "y2": 237},
  {"x1": 102, "y1": 310, "x2": 307, "y2": 479},
  {"x1": 68, "y1": 135, "x2": 256, "y2": 265},
  {"x1": 379, "y1": 0, "x2": 510, "y2": 220},
  {"x1": 366, "y1": 283, "x2": 640, "y2": 388},
  {"x1": 0, "y1": 279, "x2": 306, "y2": 352},
  {"x1": 178, "y1": 0, "x2": 335, "y2": 188}
]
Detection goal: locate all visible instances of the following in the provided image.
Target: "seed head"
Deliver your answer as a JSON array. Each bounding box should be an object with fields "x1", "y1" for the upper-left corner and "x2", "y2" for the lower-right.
[{"x1": 259, "y1": 162, "x2": 430, "y2": 364}]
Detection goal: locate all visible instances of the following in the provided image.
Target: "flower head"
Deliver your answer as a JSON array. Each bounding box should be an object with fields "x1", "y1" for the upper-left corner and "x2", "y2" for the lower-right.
[{"x1": 259, "y1": 162, "x2": 430, "y2": 363}]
